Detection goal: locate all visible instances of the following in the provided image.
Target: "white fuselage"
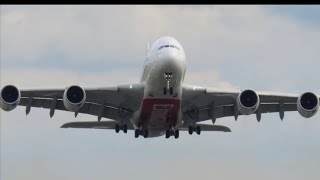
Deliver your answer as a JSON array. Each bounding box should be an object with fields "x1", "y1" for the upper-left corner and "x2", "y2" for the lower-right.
[{"x1": 131, "y1": 36, "x2": 187, "y2": 137}]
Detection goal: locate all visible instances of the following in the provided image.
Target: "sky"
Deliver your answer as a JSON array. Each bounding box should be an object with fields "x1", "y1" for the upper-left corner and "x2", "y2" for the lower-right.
[{"x1": 1, "y1": 5, "x2": 320, "y2": 180}]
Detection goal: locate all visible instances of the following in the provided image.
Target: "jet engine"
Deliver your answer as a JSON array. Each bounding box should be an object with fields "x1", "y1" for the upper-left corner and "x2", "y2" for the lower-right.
[
  {"x1": 297, "y1": 92, "x2": 319, "y2": 118},
  {"x1": 237, "y1": 89, "x2": 260, "y2": 115},
  {"x1": 63, "y1": 85, "x2": 86, "y2": 112},
  {"x1": 0, "y1": 85, "x2": 21, "y2": 111}
]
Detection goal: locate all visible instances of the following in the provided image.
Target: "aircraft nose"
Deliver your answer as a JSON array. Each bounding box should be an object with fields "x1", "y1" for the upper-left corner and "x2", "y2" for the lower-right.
[
  {"x1": 158, "y1": 49, "x2": 183, "y2": 62},
  {"x1": 156, "y1": 51, "x2": 185, "y2": 73}
]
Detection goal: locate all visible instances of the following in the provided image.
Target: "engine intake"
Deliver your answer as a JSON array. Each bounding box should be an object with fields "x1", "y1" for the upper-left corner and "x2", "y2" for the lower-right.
[
  {"x1": 63, "y1": 85, "x2": 86, "y2": 112},
  {"x1": 0, "y1": 85, "x2": 21, "y2": 111},
  {"x1": 297, "y1": 92, "x2": 319, "y2": 118},
  {"x1": 237, "y1": 89, "x2": 260, "y2": 115}
]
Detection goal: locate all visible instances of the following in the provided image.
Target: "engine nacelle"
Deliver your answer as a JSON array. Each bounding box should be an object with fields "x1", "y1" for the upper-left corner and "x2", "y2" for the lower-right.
[
  {"x1": 0, "y1": 85, "x2": 21, "y2": 111},
  {"x1": 297, "y1": 92, "x2": 319, "y2": 118},
  {"x1": 237, "y1": 89, "x2": 260, "y2": 115},
  {"x1": 63, "y1": 85, "x2": 86, "y2": 112}
]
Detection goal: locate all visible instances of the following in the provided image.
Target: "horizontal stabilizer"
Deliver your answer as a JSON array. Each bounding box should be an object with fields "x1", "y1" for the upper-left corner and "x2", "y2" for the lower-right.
[
  {"x1": 61, "y1": 121, "x2": 134, "y2": 130},
  {"x1": 178, "y1": 124, "x2": 231, "y2": 132}
]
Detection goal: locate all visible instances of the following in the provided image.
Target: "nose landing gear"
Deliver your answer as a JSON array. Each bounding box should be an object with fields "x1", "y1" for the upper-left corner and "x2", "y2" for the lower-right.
[
  {"x1": 164, "y1": 73, "x2": 174, "y2": 95},
  {"x1": 163, "y1": 87, "x2": 173, "y2": 95}
]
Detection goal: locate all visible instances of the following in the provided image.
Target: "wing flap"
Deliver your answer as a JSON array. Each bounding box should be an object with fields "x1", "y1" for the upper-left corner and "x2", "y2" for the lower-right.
[
  {"x1": 183, "y1": 103, "x2": 298, "y2": 122},
  {"x1": 19, "y1": 98, "x2": 132, "y2": 122}
]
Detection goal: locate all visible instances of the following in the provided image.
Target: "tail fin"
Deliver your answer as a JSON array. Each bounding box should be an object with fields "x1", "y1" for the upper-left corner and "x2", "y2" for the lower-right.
[{"x1": 146, "y1": 42, "x2": 149, "y2": 55}]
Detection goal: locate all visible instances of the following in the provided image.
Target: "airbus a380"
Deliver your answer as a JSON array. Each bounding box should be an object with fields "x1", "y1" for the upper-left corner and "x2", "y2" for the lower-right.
[{"x1": 1, "y1": 36, "x2": 319, "y2": 139}]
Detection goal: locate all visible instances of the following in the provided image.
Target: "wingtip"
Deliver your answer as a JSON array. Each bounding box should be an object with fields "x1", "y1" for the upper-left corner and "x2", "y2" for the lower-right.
[
  {"x1": 226, "y1": 126, "x2": 232, "y2": 132},
  {"x1": 60, "y1": 123, "x2": 70, "y2": 128}
]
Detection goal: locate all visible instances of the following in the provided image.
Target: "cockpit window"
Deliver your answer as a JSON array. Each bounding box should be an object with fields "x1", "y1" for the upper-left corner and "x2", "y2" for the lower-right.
[{"x1": 157, "y1": 45, "x2": 180, "y2": 51}]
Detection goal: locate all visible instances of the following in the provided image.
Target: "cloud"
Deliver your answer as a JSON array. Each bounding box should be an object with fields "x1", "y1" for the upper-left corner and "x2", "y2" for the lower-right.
[
  {"x1": 1, "y1": 5, "x2": 320, "y2": 180},
  {"x1": 0, "y1": 7, "x2": 312, "y2": 81},
  {"x1": 184, "y1": 69, "x2": 237, "y2": 90},
  {"x1": 3, "y1": 5, "x2": 319, "y2": 93},
  {"x1": 0, "y1": 68, "x2": 140, "y2": 88}
]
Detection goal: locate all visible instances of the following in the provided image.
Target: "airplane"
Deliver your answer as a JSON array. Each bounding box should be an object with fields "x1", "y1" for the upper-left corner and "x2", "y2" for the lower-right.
[{"x1": 0, "y1": 36, "x2": 319, "y2": 139}]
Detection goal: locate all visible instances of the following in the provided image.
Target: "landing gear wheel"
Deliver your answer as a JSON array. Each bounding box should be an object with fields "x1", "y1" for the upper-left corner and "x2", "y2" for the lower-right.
[
  {"x1": 174, "y1": 130, "x2": 179, "y2": 139},
  {"x1": 134, "y1": 129, "x2": 139, "y2": 138},
  {"x1": 165, "y1": 130, "x2": 171, "y2": 139},
  {"x1": 115, "y1": 124, "x2": 120, "y2": 133},
  {"x1": 188, "y1": 126, "x2": 193, "y2": 135},
  {"x1": 196, "y1": 126, "x2": 201, "y2": 135},
  {"x1": 170, "y1": 87, "x2": 173, "y2": 95},
  {"x1": 123, "y1": 124, "x2": 128, "y2": 133},
  {"x1": 171, "y1": 130, "x2": 175, "y2": 136},
  {"x1": 163, "y1": 87, "x2": 167, "y2": 95},
  {"x1": 144, "y1": 129, "x2": 149, "y2": 138}
]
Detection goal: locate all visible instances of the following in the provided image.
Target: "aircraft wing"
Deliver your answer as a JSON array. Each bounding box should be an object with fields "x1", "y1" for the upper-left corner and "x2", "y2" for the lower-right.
[
  {"x1": 17, "y1": 84, "x2": 144, "y2": 123},
  {"x1": 182, "y1": 84, "x2": 319, "y2": 123}
]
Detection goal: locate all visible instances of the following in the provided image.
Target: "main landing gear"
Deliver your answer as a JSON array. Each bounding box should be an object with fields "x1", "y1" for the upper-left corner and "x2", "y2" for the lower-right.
[
  {"x1": 163, "y1": 73, "x2": 174, "y2": 95},
  {"x1": 188, "y1": 126, "x2": 201, "y2": 135},
  {"x1": 165, "y1": 129, "x2": 179, "y2": 139},
  {"x1": 134, "y1": 129, "x2": 149, "y2": 138},
  {"x1": 115, "y1": 124, "x2": 128, "y2": 133},
  {"x1": 165, "y1": 125, "x2": 179, "y2": 139}
]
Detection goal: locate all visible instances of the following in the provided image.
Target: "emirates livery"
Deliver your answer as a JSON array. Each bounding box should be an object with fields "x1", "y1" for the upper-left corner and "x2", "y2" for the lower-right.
[{"x1": 1, "y1": 36, "x2": 319, "y2": 139}]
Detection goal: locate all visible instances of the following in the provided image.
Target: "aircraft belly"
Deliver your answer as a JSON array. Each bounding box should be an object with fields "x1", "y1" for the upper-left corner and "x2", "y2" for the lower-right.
[
  {"x1": 140, "y1": 98, "x2": 181, "y2": 130},
  {"x1": 132, "y1": 53, "x2": 185, "y2": 137}
]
